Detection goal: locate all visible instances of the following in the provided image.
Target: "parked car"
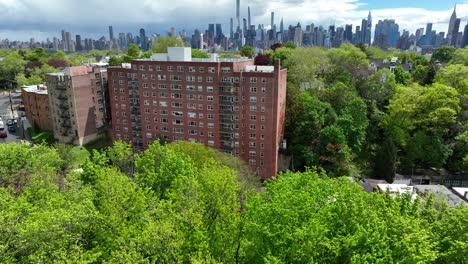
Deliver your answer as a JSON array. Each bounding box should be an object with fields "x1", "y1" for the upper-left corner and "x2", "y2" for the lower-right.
[
  {"x1": 0, "y1": 120, "x2": 4, "y2": 130},
  {"x1": 7, "y1": 125, "x2": 15, "y2": 132},
  {"x1": 6, "y1": 119, "x2": 14, "y2": 126},
  {"x1": 0, "y1": 130, "x2": 7, "y2": 138}
]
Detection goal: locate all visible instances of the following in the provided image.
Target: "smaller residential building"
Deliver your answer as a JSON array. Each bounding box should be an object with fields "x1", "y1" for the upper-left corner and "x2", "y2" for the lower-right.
[
  {"x1": 46, "y1": 66, "x2": 109, "y2": 145},
  {"x1": 21, "y1": 84, "x2": 53, "y2": 131},
  {"x1": 377, "y1": 184, "x2": 418, "y2": 200}
]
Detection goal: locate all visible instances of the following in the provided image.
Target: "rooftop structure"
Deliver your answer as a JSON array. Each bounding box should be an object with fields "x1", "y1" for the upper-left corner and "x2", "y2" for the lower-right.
[
  {"x1": 21, "y1": 84, "x2": 52, "y2": 131},
  {"x1": 415, "y1": 185, "x2": 467, "y2": 206}
]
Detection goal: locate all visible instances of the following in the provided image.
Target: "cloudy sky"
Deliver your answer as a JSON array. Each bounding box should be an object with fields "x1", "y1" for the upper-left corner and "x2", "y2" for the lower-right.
[{"x1": 0, "y1": 0, "x2": 467, "y2": 41}]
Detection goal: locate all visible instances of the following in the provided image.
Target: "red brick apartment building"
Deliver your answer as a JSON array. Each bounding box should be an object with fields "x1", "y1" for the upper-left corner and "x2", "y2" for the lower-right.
[
  {"x1": 45, "y1": 66, "x2": 109, "y2": 145},
  {"x1": 21, "y1": 84, "x2": 53, "y2": 131},
  {"x1": 108, "y1": 48, "x2": 287, "y2": 179}
]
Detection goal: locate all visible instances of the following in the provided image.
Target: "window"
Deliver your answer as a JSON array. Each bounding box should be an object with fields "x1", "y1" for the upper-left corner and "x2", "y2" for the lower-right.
[
  {"x1": 144, "y1": 100, "x2": 150, "y2": 105},
  {"x1": 140, "y1": 65, "x2": 146, "y2": 71},
  {"x1": 199, "y1": 67, "x2": 205, "y2": 73},
  {"x1": 199, "y1": 113, "x2": 204, "y2": 118},
  {"x1": 159, "y1": 101, "x2": 168, "y2": 107},
  {"x1": 152, "y1": 92, "x2": 157, "y2": 97},
  {"x1": 207, "y1": 105, "x2": 214, "y2": 111},
  {"x1": 143, "y1": 92, "x2": 149, "y2": 97},
  {"x1": 160, "y1": 110, "x2": 168, "y2": 115},
  {"x1": 262, "y1": 78, "x2": 267, "y2": 83},
  {"x1": 161, "y1": 127, "x2": 169, "y2": 132},
  {"x1": 208, "y1": 131, "x2": 214, "y2": 137},
  {"x1": 250, "y1": 124, "x2": 256, "y2": 130},
  {"x1": 177, "y1": 66, "x2": 184, "y2": 72},
  {"x1": 172, "y1": 102, "x2": 183, "y2": 108},
  {"x1": 261, "y1": 97, "x2": 266, "y2": 103},
  {"x1": 250, "y1": 115, "x2": 257, "y2": 121},
  {"x1": 249, "y1": 142, "x2": 256, "y2": 147},
  {"x1": 187, "y1": 103, "x2": 196, "y2": 109},
  {"x1": 198, "y1": 104, "x2": 204, "y2": 110},
  {"x1": 208, "y1": 140, "x2": 215, "y2": 146},
  {"x1": 249, "y1": 133, "x2": 256, "y2": 139},
  {"x1": 186, "y1": 76, "x2": 195, "y2": 82},
  {"x1": 173, "y1": 119, "x2": 183, "y2": 125},
  {"x1": 250, "y1": 87, "x2": 257, "y2": 93},
  {"x1": 160, "y1": 118, "x2": 168, "y2": 123},
  {"x1": 206, "y1": 76, "x2": 213, "y2": 82},
  {"x1": 187, "y1": 85, "x2": 195, "y2": 91},
  {"x1": 198, "y1": 95, "x2": 203, "y2": 100},
  {"x1": 189, "y1": 121, "x2": 197, "y2": 127},
  {"x1": 199, "y1": 122, "x2": 204, "y2": 127},
  {"x1": 261, "y1": 106, "x2": 266, "y2": 112},
  {"x1": 198, "y1": 86, "x2": 203, "y2": 91},
  {"x1": 207, "y1": 96, "x2": 214, "y2": 101},
  {"x1": 149, "y1": 65, "x2": 153, "y2": 71},
  {"x1": 173, "y1": 128, "x2": 184, "y2": 134},
  {"x1": 221, "y1": 67, "x2": 231, "y2": 73},
  {"x1": 187, "y1": 94, "x2": 196, "y2": 100},
  {"x1": 189, "y1": 130, "x2": 197, "y2": 135},
  {"x1": 171, "y1": 93, "x2": 182, "y2": 99},
  {"x1": 156, "y1": 65, "x2": 162, "y2": 71},
  {"x1": 188, "y1": 112, "x2": 197, "y2": 118},
  {"x1": 250, "y1": 106, "x2": 257, "y2": 112},
  {"x1": 207, "y1": 86, "x2": 214, "y2": 92},
  {"x1": 262, "y1": 87, "x2": 266, "y2": 93},
  {"x1": 198, "y1": 76, "x2": 203, "y2": 82},
  {"x1": 170, "y1": 75, "x2": 181, "y2": 81},
  {"x1": 158, "y1": 84, "x2": 167, "y2": 89},
  {"x1": 158, "y1": 75, "x2": 166, "y2": 80},
  {"x1": 146, "y1": 125, "x2": 152, "y2": 130},
  {"x1": 208, "y1": 67, "x2": 215, "y2": 73},
  {"x1": 159, "y1": 93, "x2": 167, "y2": 98},
  {"x1": 261, "y1": 116, "x2": 265, "y2": 121},
  {"x1": 250, "y1": 96, "x2": 257, "y2": 102},
  {"x1": 261, "y1": 134, "x2": 265, "y2": 140},
  {"x1": 189, "y1": 66, "x2": 196, "y2": 72},
  {"x1": 146, "y1": 133, "x2": 152, "y2": 138},
  {"x1": 208, "y1": 114, "x2": 214, "y2": 119},
  {"x1": 249, "y1": 159, "x2": 256, "y2": 165},
  {"x1": 172, "y1": 111, "x2": 183, "y2": 116},
  {"x1": 167, "y1": 66, "x2": 174, "y2": 71},
  {"x1": 142, "y1": 74, "x2": 148, "y2": 80},
  {"x1": 208, "y1": 123, "x2": 214, "y2": 129},
  {"x1": 249, "y1": 151, "x2": 256, "y2": 157},
  {"x1": 250, "y1": 77, "x2": 257, "y2": 83},
  {"x1": 171, "y1": 84, "x2": 182, "y2": 90}
]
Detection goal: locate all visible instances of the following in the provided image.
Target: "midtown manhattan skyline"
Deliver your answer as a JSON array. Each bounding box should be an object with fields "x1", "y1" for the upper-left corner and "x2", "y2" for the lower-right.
[{"x1": 0, "y1": 0, "x2": 467, "y2": 41}]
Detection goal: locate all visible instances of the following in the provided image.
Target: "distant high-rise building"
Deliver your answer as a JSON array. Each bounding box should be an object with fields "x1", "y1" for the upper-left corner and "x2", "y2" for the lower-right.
[
  {"x1": 215, "y1": 24, "x2": 223, "y2": 44},
  {"x1": 344, "y1": 24, "x2": 353, "y2": 43},
  {"x1": 451, "y1": 18, "x2": 461, "y2": 46},
  {"x1": 236, "y1": 0, "x2": 240, "y2": 29},
  {"x1": 65, "y1": 31, "x2": 73, "y2": 52},
  {"x1": 462, "y1": 22, "x2": 468, "y2": 48},
  {"x1": 109, "y1": 26, "x2": 114, "y2": 41},
  {"x1": 118, "y1": 33, "x2": 127, "y2": 50},
  {"x1": 230, "y1": 18, "x2": 234, "y2": 39},
  {"x1": 140, "y1": 28, "x2": 148, "y2": 51},
  {"x1": 61, "y1": 30, "x2": 67, "y2": 51},
  {"x1": 366, "y1": 11, "x2": 372, "y2": 46},
  {"x1": 271, "y1": 12, "x2": 275, "y2": 30},
  {"x1": 248, "y1": 6, "x2": 251, "y2": 28},
  {"x1": 447, "y1": 5, "x2": 458, "y2": 46},
  {"x1": 75, "y1": 35, "x2": 82, "y2": 52},
  {"x1": 374, "y1": 19, "x2": 400, "y2": 49}
]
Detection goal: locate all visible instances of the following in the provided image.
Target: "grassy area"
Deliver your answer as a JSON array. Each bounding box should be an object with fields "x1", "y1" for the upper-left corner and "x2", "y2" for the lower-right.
[
  {"x1": 69, "y1": 146, "x2": 90, "y2": 168},
  {"x1": 83, "y1": 136, "x2": 112, "y2": 152},
  {"x1": 27, "y1": 127, "x2": 55, "y2": 144}
]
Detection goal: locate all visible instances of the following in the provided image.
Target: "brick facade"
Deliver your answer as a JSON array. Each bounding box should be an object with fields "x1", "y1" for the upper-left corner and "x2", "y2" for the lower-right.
[{"x1": 108, "y1": 57, "x2": 286, "y2": 179}]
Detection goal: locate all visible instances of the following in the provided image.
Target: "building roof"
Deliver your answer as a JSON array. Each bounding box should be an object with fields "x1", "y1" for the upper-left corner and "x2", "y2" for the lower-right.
[
  {"x1": 415, "y1": 185, "x2": 467, "y2": 206},
  {"x1": 22, "y1": 84, "x2": 48, "y2": 95},
  {"x1": 452, "y1": 187, "x2": 468, "y2": 202}
]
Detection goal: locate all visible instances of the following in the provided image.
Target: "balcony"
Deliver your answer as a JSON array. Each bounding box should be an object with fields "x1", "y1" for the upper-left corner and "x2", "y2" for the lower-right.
[
  {"x1": 219, "y1": 81, "x2": 233, "y2": 87},
  {"x1": 58, "y1": 103, "x2": 69, "y2": 109},
  {"x1": 61, "y1": 121, "x2": 72, "y2": 128},
  {"x1": 57, "y1": 94, "x2": 68, "y2": 100},
  {"x1": 60, "y1": 112, "x2": 70, "y2": 118}
]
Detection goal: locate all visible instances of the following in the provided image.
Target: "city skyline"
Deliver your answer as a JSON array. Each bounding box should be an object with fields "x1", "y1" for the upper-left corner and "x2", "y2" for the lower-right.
[{"x1": 1, "y1": 0, "x2": 468, "y2": 41}]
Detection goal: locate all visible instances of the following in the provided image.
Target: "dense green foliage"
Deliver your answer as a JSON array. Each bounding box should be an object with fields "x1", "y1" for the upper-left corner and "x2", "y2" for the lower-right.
[
  {"x1": 271, "y1": 43, "x2": 468, "y2": 179},
  {"x1": 0, "y1": 142, "x2": 465, "y2": 263}
]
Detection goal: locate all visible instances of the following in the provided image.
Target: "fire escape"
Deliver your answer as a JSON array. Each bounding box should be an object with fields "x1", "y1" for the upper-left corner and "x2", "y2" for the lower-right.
[
  {"x1": 128, "y1": 73, "x2": 142, "y2": 150},
  {"x1": 55, "y1": 78, "x2": 74, "y2": 142},
  {"x1": 219, "y1": 81, "x2": 237, "y2": 154}
]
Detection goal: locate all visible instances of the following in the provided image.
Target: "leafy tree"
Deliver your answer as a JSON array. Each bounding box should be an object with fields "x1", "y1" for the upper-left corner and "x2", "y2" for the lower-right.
[
  {"x1": 254, "y1": 53, "x2": 271, "y2": 65},
  {"x1": 374, "y1": 135, "x2": 397, "y2": 182},
  {"x1": 283, "y1": 41, "x2": 296, "y2": 49},
  {"x1": 327, "y1": 43, "x2": 369, "y2": 84},
  {"x1": 270, "y1": 46, "x2": 293, "y2": 63},
  {"x1": 393, "y1": 66, "x2": 411, "y2": 85},
  {"x1": 240, "y1": 45, "x2": 254, "y2": 58},
  {"x1": 270, "y1": 43, "x2": 283, "y2": 51},
  {"x1": 151, "y1": 36, "x2": 186, "y2": 53},
  {"x1": 367, "y1": 46, "x2": 387, "y2": 59},
  {"x1": 108, "y1": 56, "x2": 124, "y2": 66},
  {"x1": 283, "y1": 47, "x2": 330, "y2": 86},
  {"x1": 191, "y1": 49, "x2": 210, "y2": 58},
  {"x1": 127, "y1": 43, "x2": 140, "y2": 58},
  {"x1": 412, "y1": 64, "x2": 429, "y2": 84},
  {"x1": 0, "y1": 52, "x2": 26, "y2": 81},
  {"x1": 450, "y1": 46, "x2": 468, "y2": 65},
  {"x1": 52, "y1": 50, "x2": 67, "y2": 59},
  {"x1": 431, "y1": 46, "x2": 456, "y2": 63},
  {"x1": 47, "y1": 58, "x2": 69, "y2": 68}
]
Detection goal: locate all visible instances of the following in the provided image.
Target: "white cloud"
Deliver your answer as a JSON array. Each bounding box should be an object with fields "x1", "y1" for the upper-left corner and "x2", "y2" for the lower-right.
[{"x1": 0, "y1": 0, "x2": 467, "y2": 40}]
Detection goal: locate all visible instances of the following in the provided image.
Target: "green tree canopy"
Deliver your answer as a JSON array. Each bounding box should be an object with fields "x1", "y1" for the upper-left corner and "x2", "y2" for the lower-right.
[{"x1": 151, "y1": 36, "x2": 186, "y2": 53}]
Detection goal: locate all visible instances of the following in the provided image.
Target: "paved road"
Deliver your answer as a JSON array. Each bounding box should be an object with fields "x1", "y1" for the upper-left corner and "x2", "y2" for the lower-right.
[{"x1": 0, "y1": 91, "x2": 25, "y2": 144}]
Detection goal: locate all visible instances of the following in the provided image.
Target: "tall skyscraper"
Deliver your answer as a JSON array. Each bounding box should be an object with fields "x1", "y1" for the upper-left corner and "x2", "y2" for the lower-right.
[
  {"x1": 271, "y1": 12, "x2": 275, "y2": 30},
  {"x1": 230, "y1": 18, "x2": 234, "y2": 39},
  {"x1": 236, "y1": 0, "x2": 240, "y2": 29},
  {"x1": 109, "y1": 26, "x2": 114, "y2": 41},
  {"x1": 61, "y1": 30, "x2": 68, "y2": 51},
  {"x1": 248, "y1": 6, "x2": 251, "y2": 28},
  {"x1": 366, "y1": 11, "x2": 372, "y2": 46},
  {"x1": 344, "y1": 24, "x2": 353, "y2": 43},
  {"x1": 75, "y1": 35, "x2": 82, "y2": 51},
  {"x1": 65, "y1": 31, "x2": 73, "y2": 52},
  {"x1": 462, "y1": 22, "x2": 468, "y2": 48},
  {"x1": 374, "y1": 19, "x2": 400, "y2": 49},
  {"x1": 447, "y1": 5, "x2": 457, "y2": 46},
  {"x1": 140, "y1": 28, "x2": 147, "y2": 51}
]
